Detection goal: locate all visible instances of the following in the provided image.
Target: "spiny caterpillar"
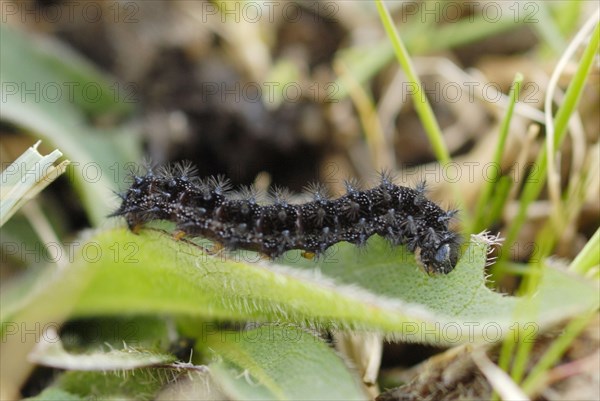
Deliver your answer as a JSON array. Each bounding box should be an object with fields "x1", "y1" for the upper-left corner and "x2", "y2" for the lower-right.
[{"x1": 112, "y1": 162, "x2": 462, "y2": 274}]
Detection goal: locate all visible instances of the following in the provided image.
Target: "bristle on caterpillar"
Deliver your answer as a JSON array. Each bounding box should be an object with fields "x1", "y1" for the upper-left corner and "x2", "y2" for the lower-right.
[{"x1": 112, "y1": 162, "x2": 462, "y2": 274}]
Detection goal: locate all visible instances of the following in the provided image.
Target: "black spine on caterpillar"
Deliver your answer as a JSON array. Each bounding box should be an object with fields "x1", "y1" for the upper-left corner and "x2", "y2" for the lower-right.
[{"x1": 111, "y1": 164, "x2": 462, "y2": 274}]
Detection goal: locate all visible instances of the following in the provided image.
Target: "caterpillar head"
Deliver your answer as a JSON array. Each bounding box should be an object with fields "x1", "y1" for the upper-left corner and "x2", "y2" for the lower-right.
[
  {"x1": 421, "y1": 234, "x2": 461, "y2": 274},
  {"x1": 110, "y1": 174, "x2": 171, "y2": 229}
]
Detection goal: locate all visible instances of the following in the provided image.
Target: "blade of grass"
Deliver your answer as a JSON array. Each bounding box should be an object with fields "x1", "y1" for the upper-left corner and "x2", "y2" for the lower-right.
[
  {"x1": 484, "y1": 176, "x2": 513, "y2": 229},
  {"x1": 335, "y1": 13, "x2": 529, "y2": 100},
  {"x1": 501, "y1": 20, "x2": 599, "y2": 264},
  {"x1": 472, "y1": 74, "x2": 523, "y2": 233},
  {"x1": 0, "y1": 141, "x2": 69, "y2": 227},
  {"x1": 534, "y1": 2, "x2": 568, "y2": 55},
  {"x1": 508, "y1": 261, "x2": 547, "y2": 385},
  {"x1": 519, "y1": 16, "x2": 600, "y2": 290},
  {"x1": 530, "y1": 142, "x2": 598, "y2": 279},
  {"x1": 569, "y1": 228, "x2": 600, "y2": 275},
  {"x1": 520, "y1": 310, "x2": 595, "y2": 397},
  {"x1": 495, "y1": 296, "x2": 542, "y2": 399},
  {"x1": 334, "y1": 59, "x2": 394, "y2": 170},
  {"x1": 545, "y1": 13, "x2": 600, "y2": 234},
  {"x1": 374, "y1": 0, "x2": 449, "y2": 165},
  {"x1": 494, "y1": 325, "x2": 518, "y2": 401},
  {"x1": 553, "y1": 1, "x2": 585, "y2": 37},
  {"x1": 510, "y1": 321, "x2": 539, "y2": 384},
  {"x1": 374, "y1": 0, "x2": 469, "y2": 225},
  {"x1": 473, "y1": 349, "x2": 530, "y2": 401}
]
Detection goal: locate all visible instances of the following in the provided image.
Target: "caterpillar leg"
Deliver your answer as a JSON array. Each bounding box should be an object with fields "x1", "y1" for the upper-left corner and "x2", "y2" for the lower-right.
[
  {"x1": 129, "y1": 223, "x2": 142, "y2": 235},
  {"x1": 207, "y1": 242, "x2": 224, "y2": 255},
  {"x1": 172, "y1": 230, "x2": 186, "y2": 241},
  {"x1": 301, "y1": 251, "x2": 316, "y2": 260}
]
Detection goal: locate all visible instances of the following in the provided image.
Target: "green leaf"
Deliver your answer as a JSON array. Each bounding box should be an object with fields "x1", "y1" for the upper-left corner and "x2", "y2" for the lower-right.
[
  {"x1": 0, "y1": 25, "x2": 140, "y2": 225},
  {"x1": 0, "y1": 25, "x2": 132, "y2": 121},
  {"x1": 29, "y1": 334, "x2": 175, "y2": 371},
  {"x1": 207, "y1": 325, "x2": 367, "y2": 400},
  {"x1": 3, "y1": 229, "x2": 596, "y2": 346},
  {"x1": 28, "y1": 369, "x2": 175, "y2": 401},
  {"x1": 23, "y1": 317, "x2": 212, "y2": 400},
  {"x1": 0, "y1": 141, "x2": 68, "y2": 227},
  {"x1": 25, "y1": 387, "x2": 85, "y2": 401}
]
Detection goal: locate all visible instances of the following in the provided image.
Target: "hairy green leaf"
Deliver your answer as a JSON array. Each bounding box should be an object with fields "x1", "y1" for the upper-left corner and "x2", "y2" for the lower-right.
[
  {"x1": 3, "y1": 229, "x2": 596, "y2": 346},
  {"x1": 207, "y1": 325, "x2": 367, "y2": 400}
]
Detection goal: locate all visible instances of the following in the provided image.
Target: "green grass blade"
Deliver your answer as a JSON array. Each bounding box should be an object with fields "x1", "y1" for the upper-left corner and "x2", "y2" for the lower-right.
[
  {"x1": 484, "y1": 176, "x2": 513, "y2": 229},
  {"x1": 374, "y1": 0, "x2": 470, "y2": 224},
  {"x1": 374, "y1": 0, "x2": 449, "y2": 165},
  {"x1": 510, "y1": 321, "x2": 539, "y2": 383},
  {"x1": 569, "y1": 228, "x2": 600, "y2": 275},
  {"x1": 501, "y1": 21, "x2": 599, "y2": 262},
  {"x1": 471, "y1": 74, "x2": 523, "y2": 233},
  {"x1": 334, "y1": 13, "x2": 530, "y2": 100},
  {"x1": 0, "y1": 141, "x2": 68, "y2": 227},
  {"x1": 521, "y1": 310, "x2": 595, "y2": 396}
]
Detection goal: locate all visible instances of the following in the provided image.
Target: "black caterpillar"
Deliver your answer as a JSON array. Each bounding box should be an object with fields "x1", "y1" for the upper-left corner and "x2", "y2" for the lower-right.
[{"x1": 112, "y1": 163, "x2": 462, "y2": 274}]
